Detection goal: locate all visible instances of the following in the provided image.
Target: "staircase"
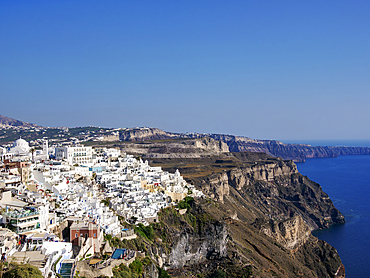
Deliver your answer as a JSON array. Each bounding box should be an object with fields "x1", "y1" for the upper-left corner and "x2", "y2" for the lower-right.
[{"x1": 59, "y1": 262, "x2": 75, "y2": 278}]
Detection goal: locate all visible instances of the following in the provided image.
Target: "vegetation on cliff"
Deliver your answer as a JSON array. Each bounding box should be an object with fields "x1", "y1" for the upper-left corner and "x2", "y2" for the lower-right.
[{"x1": 2, "y1": 263, "x2": 43, "y2": 278}]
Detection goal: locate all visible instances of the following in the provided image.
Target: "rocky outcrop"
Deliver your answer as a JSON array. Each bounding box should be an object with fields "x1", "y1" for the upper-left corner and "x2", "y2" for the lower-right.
[
  {"x1": 168, "y1": 221, "x2": 228, "y2": 269},
  {"x1": 188, "y1": 158, "x2": 344, "y2": 230},
  {"x1": 189, "y1": 137, "x2": 229, "y2": 153},
  {"x1": 119, "y1": 127, "x2": 189, "y2": 141},
  {"x1": 120, "y1": 137, "x2": 229, "y2": 158},
  {"x1": 197, "y1": 158, "x2": 297, "y2": 203},
  {"x1": 76, "y1": 260, "x2": 114, "y2": 278},
  {"x1": 228, "y1": 159, "x2": 298, "y2": 188},
  {"x1": 255, "y1": 215, "x2": 345, "y2": 277},
  {"x1": 143, "y1": 262, "x2": 159, "y2": 278},
  {"x1": 254, "y1": 215, "x2": 311, "y2": 250},
  {"x1": 199, "y1": 172, "x2": 230, "y2": 203},
  {"x1": 208, "y1": 134, "x2": 370, "y2": 162}
]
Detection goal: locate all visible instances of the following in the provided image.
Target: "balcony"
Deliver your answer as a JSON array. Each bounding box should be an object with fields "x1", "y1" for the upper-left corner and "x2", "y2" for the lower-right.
[
  {"x1": 17, "y1": 224, "x2": 40, "y2": 234},
  {"x1": 11, "y1": 217, "x2": 39, "y2": 227},
  {"x1": 4, "y1": 210, "x2": 40, "y2": 219}
]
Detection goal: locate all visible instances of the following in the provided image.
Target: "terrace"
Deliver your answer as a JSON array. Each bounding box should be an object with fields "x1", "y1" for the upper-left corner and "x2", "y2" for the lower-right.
[{"x1": 4, "y1": 209, "x2": 39, "y2": 219}]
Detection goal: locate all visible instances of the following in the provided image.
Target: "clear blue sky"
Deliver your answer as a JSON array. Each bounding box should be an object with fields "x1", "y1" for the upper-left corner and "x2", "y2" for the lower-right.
[{"x1": 1, "y1": 1, "x2": 369, "y2": 140}]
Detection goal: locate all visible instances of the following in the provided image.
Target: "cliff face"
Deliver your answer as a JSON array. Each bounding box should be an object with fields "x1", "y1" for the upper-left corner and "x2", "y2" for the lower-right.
[
  {"x1": 188, "y1": 158, "x2": 344, "y2": 230},
  {"x1": 139, "y1": 205, "x2": 233, "y2": 277},
  {"x1": 208, "y1": 134, "x2": 370, "y2": 161},
  {"x1": 253, "y1": 215, "x2": 345, "y2": 277},
  {"x1": 118, "y1": 128, "x2": 370, "y2": 162},
  {"x1": 119, "y1": 127, "x2": 181, "y2": 141},
  {"x1": 254, "y1": 215, "x2": 311, "y2": 250},
  {"x1": 153, "y1": 155, "x2": 345, "y2": 277},
  {"x1": 148, "y1": 193, "x2": 344, "y2": 278},
  {"x1": 168, "y1": 221, "x2": 228, "y2": 269},
  {"x1": 120, "y1": 137, "x2": 229, "y2": 158}
]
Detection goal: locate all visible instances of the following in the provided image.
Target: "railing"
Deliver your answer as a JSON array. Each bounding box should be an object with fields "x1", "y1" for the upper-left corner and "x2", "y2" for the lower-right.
[
  {"x1": 4, "y1": 210, "x2": 39, "y2": 219},
  {"x1": 17, "y1": 225, "x2": 40, "y2": 233},
  {"x1": 17, "y1": 242, "x2": 25, "y2": 251},
  {"x1": 11, "y1": 218, "x2": 39, "y2": 227}
]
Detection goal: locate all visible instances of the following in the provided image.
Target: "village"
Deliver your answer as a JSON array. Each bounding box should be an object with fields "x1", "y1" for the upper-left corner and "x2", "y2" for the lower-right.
[{"x1": 0, "y1": 137, "x2": 204, "y2": 277}]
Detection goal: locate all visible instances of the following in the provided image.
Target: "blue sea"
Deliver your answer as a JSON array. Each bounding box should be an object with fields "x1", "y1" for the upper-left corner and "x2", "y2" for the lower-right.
[{"x1": 292, "y1": 141, "x2": 370, "y2": 278}]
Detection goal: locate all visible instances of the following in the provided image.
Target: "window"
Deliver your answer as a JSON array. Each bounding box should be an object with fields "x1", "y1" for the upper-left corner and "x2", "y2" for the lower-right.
[
  {"x1": 94, "y1": 233, "x2": 96, "y2": 237},
  {"x1": 80, "y1": 234, "x2": 83, "y2": 236},
  {"x1": 75, "y1": 233, "x2": 77, "y2": 238}
]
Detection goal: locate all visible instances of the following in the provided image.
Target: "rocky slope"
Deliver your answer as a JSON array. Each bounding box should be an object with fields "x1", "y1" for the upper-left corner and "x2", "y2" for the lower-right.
[
  {"x1": 139, "y1": 195, "x2": 344, "y2": 277},
  {"x1": 0, "y1": 115, "x2": 40, "y2": 128},
  {"x1": 182, "y1": 156, "x2": 345, "y2": 231},
  {"x1": 142, "y1": 151, "x2": 345, "y2": 277}
]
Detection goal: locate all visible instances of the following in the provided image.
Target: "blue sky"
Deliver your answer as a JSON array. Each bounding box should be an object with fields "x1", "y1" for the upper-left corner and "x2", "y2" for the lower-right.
[{"x1": 1, "y1": 1, "x2": 369, "y2": 140}]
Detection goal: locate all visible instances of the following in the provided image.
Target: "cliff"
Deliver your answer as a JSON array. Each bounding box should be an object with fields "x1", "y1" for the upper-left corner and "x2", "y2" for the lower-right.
[
  {"x1": 253, "y1": 215, "x2": 345, "y2": 277},
  {"x1": 185, "y1": 157, "x2": 344, "y2": 230},
  {"x1": 208, "y1": 134, "x2": 370, "y2": 162},
  {"x1": 167, "y1": 220, "x2": 228, "y2": 269},
  {"x1": 143, "y1": 153, "x2": 345, "y2": 277},
  {"x1": 119, "y1": 127, "x2": 184, "y2": 141},
  {"x1": 119, "y1": 137, "x2": 229, "y2": 158},
  {"x1": 118, "y1": 128, "x2": 370, "y2": 162}
]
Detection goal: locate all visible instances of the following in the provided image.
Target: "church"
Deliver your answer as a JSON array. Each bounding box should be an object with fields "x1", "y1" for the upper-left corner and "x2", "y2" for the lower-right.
[{"x1": 9, "y1": 137, "x2": 31, "y2": 156}]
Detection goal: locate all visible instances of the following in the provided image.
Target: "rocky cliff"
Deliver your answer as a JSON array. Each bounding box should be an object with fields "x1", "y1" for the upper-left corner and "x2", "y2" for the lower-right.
[
  {"x1": 119, "y1": 127, "x2": 182, "y2": 141},
  {"x1": 255, "y1": 215, "x2": 311, "y2": 250},
  {"x1": 208, "y1": 134, "x2": 370, "y2": 162},
  {"x1": 253, "y1": 215, "x2": 345, "y2": 277},
  {"x1": 168, "y1": 220, "x2": 228, "y2": 269},
  {"x1": 143, "y1": 153, "x2": 345, "y2": 277},
  {"x1": 186, "y1": 157, "x2": 344, "y2": 231},
  {"x1": 119, "y1": 137, "x2": 229, "y2": 158},
  {"x1": 118, "y1": 128, "x2": 370, "y2": 162}
]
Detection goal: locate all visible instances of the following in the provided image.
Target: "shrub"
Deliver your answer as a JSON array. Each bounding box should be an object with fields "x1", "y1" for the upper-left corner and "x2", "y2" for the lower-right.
[
  {"x1": 135, "y1": 223, "x2": 155, "y2": 241},
  {"x1": 178, "y1": 196, "x2": 194, "y2": 209},
  {"x1": 3, "y1": 264, "x2": 43, "y2": 278},
  {"x1": 157, "y1": 266, "x2": 171, "y2": 278},
  {"x1": 129, "y1": 259, "x2": 143, "y2": 275}
]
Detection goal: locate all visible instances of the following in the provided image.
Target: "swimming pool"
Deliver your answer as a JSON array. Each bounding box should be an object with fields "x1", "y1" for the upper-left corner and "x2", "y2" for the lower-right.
[{"x1": 111, "y1": 248, "x2": 126, "y2": 259}]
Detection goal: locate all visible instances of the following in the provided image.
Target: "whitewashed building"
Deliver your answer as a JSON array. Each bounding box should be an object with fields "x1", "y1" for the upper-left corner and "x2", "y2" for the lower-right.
[{"x1": 55, "y1": 146, "x2": 93, "y2": 165}]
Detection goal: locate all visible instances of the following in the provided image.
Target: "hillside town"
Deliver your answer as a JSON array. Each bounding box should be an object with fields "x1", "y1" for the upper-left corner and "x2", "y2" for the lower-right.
[{"x1": 0, "y1": 137, "x2": 204, "y2": 277}]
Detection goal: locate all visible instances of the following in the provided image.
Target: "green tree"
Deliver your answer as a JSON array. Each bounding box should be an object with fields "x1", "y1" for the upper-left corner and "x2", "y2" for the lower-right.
[
  {"x1": 129, "y1": 259, "x2": 143, "y2": 275},
  {"x1": 3, "y1": 264, "x2": 43, "y2": 278}
]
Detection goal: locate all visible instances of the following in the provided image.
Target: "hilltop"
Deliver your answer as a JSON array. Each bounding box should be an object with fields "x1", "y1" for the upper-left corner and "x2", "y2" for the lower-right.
[{"x1": 0, "y1": 115, "x2": 41, "y2": 128}]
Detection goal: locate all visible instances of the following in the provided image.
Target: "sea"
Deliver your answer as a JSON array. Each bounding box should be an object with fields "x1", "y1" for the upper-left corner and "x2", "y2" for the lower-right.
[{"x1": 284, "y1": 140, "x2": 370, "y2": 278}]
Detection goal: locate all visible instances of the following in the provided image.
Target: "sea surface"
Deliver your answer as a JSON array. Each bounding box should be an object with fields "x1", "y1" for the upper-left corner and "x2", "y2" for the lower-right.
[{"x1": 295, "y1": 149, "x2": 370, "y2": 278}]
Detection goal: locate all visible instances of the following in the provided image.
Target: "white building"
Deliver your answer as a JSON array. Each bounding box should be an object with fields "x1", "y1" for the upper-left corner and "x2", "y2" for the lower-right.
[
  {"x1": 55, "y1": 146, "x2": 93, "y2": 165},
  {"x1": 9, "y1": 137, "x2": 31, "y2": 156}
]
